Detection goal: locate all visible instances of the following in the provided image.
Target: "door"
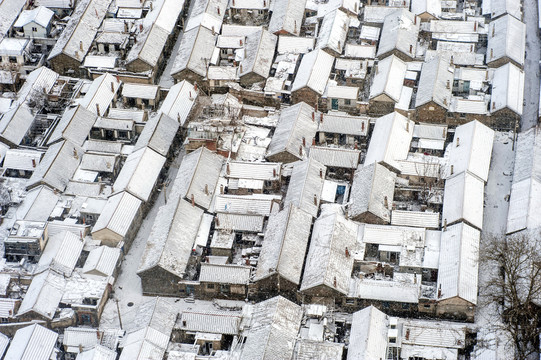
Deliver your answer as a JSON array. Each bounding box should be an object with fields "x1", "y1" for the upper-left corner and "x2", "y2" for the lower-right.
[{"x1": 331, "y1": 98, "x2": 339, "y2": 110}]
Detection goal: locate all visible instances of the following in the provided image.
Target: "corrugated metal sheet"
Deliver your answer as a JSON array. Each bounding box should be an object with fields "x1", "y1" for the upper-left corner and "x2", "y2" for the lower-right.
[
  {"x1": 309, "y1": 147, "x2": 360, "y2": 169},
  {"x1": 215, "y1": 212, "x2": 264, "y2": 232},
  {"x1": 391, "y1": 210, "x2": 440, "y2": 229},
  {"x1": 320, "y1": 113, "x2": 369, "y2": 136},
  {"x1": 179, "y1": 311, "x2": 241, "y2": 335},
  {"x1": 213, "y1": 194, "x2": 280, "y2": 215},
  {"x1": 199, "y1": 263, "x2": 250, "y2": 284}
]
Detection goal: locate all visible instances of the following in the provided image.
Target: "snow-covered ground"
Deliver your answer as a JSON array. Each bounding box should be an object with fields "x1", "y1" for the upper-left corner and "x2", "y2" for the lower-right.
[
  {"x1": 99, "y1": 148, "x2": 243, "y2": 332},
  {"x1": 522, "y1": 0, "x2": 541, "y2": 131},
  {"x1": 158, "y1": 31, "x2": 185, "y2": 89},
  {"x1": 471, "y1": 132, "x2": 516, "y2": 359}
]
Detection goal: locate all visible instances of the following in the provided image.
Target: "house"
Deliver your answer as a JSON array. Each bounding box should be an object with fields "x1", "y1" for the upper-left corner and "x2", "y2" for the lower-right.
[
  {"x1": 4, "y1": 324, "x2": 58, "y2": 360},
  {"x1": 482, "y1": 0, "x2": 521, "y2": 20},
  {"x1": 325, "y1": 86, "x2": 358, "y2": 113},
  {"x1": 159, "y1": 80, "x2": 198, "y2": 125},
  {"x1": 35, "y1": 230, "x2": 84, "y2": 277},
  {"x1": 26, "y1": 140, "x2": 83, "y2": 192},
  {"x1": 239, "y1": 30, "x2": 277, "y2": 86},
  {"x1": 364, "y1": 112, "x2": 414, "y2": 173},
  {"x1": 277, "y1": 35, "x2": 315, "y2": 54},
  {"x1": 13, "y1": 6, "x2": 55, "y2": 38},
  {"x1": 317, "y1": 112, "x2": 369, "y2": 146},
  {"x1": 225, "y1": 161, "x2": 281, "y2": 194},
  {"x1": 35, "y1": 0, "x2": 73, "y2": 16},
  {"x1": 198, "y1": 263, "x2": 251, "y2": 299},
  {"x1": 229, "y1": 0, "x2": 270, "y2": 20},
  {"x1": 334, "y1": 58, "x2": 368, "y2": 87},
  {"x1": 410, "y1": 0, "x2": 441, "y2": 20},
  {"x1": 0, "y1": 0, "x2": 27, "y2": 42},
  {"x1": 62, "y1": 327, "x2": 101, "y2": 356},
  {"x1": 112, "y1": 147, "x2": 166, "y2": 202},
  {"x1": 4, "y1": 220, "x2": 49, "y2": 263},
  {"x1": 91, "y1": 191, "x2": 143, "y2": 247},
  {"x1": 121, "y1": 83, "x2": 160, "y2": 109},
  {"x1": 377, "y1": 9, "x2": 420, "y2": 61},
  {"x1": 16, "y1": 185, "x2": 60, "y2": 222},
  {"x1": 2, "y1": 148, "x2": 43, "y2": 178},
  {"x1": 212, "y1": 193, "x2": 281, "y2": 215},
  {"x1": 133, "y1": 113, "x2": 179, "y2": 158},
  {"x1": 486, "y1": 14, "x2": 525, "y2": 68},
  {"x1": 75, "y1": 346, "x2": 116, "y2": 360},
  {"x1": 348, "y1": 162, "x2": 396, "y2": 224},
  {"x1": 266, "y1": 102, "x2": 319, "y2": 163},
  {"x1": 368, "y1": 55, "x2": 407, "y2": 115},
  {"x1": 284, "y1": 158, "x2": 326, "y2": 218},
  {"x1": 0, "y1": 103, "x2": 35, "y2": 147},
  {"x1": 184, "y1": 0, "x2": 228, "y2": 33},
  {"x1": 48, "y1": 0, "x2": 112, "y2": 75},
  {"x1": 176, "y1": 146, "x2": 223, "y2": 210},
  {"x1": 489, "y1": 62, "x2": 524, "y2": 129},
  {"x1": 253, "y1": 204, "x2": 312, "y2": 297},
  {"x1": 506, "y1": 126, "x2": 541, "y2": 234},
  {"x1": 239, "y1": 296, "x2": 303, "y2": 359},
  {"x1": 436, "y1": 222, "x2": 480, "y2": 321},
  {"x1": 415, "y1": 54, "x2": 454, "y2": 123},
  {"x1": 138, "y1": 199, "x2": 203, "y2": 296},
  {"x1": 347, "y1": 306, "x2": 388, "y2": 360},
  {"x1": 316, "y1": 9, "x2": 350, "y2": 57},
  {"x1": 90, "y1": 117, "x2": 135, "y2": 142},
  {"x1": 48, "y1": 105, "x2": 97, "y2": 147},
  {"x1": 268, "y1": 0, "x2": 307, "y2": 36},
  {"x1": 300, "y1": 206, "x2": 358, "y2": 299},
  {"x1": 0, "y1": 38, "x2": 35, "y2": 74},
  {"x1": 308, "y1": 147, "x2": 361, "y2": 170},
  {"x1": 79, "y1": 73, "x2": 121, "y2": 117},
  {"x1": 82, "y1": 245, "x2": 121, "y2": 277},
  {"x1": 291, "y1": 49, "x2": 334, "y2": 106},
  {"x1": 442, "y1": 171, "x2": 485, "y2": 230},
  {"x1": 170, "y1": 26, "x2": 217, "y2": 86},
  {"x1": 16, "y1": 270, "x2": 65, "y2": 323}
]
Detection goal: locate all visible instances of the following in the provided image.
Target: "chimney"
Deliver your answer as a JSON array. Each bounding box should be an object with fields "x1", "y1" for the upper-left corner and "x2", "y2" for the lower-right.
[
  {"x1": 443, "y1": 127, "x2": 446, "y2": 138},
  {"x1": 96, "y1": 103, "x2": 100, "y2": 115},
  {"x1": 232, "y1": 0, "x2": 235, "y2": 5},
  {"x1": 263, "y1": 0, "x2": 266, "y2": 6},
  {"x1": 450, "y1": 164, "x2": 454, "y2": 175},
  {"x1": 443, "y1": 218, "x2": 447, "y2": 231},
  {"x1": 319, "y1": 168, "x2": 323, "y2": 178},
  {"x1": 345, "y1": 247, "x2": 350, "y2": 257},
  {"x1": 124, "y1": 21, "x2": 128, "y2": 32},
  {"x1": 446, "y1": 80, "x2": 450, "y2": 89},
  {"x1": 191, "y1": 194, "x2": 195, "y2": 206},
  {"x1": 294, "y1": 20, "x2": 297, "y2": 32},
  {"x1": 194, "y1": 83, "x2": 198, "y2": 91},
  {"x1": 312, "y1": 112, "x2": 315, "y2": 121},
  {"x1": 226, "y1": 163, "x2": 230, "y2": 175},
  {"x1": 490, "y1": 48, "x2": 493, "y2": 59},
  {"x1": 220, "y1": 184, "x2": 224, "y2": 194},
  {"x1": 204, "y1": 183, "x2": 209, "y2": 195},
  {"x1": 139, "y1": 24, "x2": 143, "y2": 32},
  {"x1": 177, "y1": 113, "x2": 180, "y2": 122},
  {"x1": 406, "y1": 121, "x2": 409, "y2": 132},
  {"x1": 320, "y1": 113, "x2": 323, "y2": 122},
  {"x1": 406, "y1": 328, "x2": 410, "y2": 340},
  {"x1": 313, "y1": 194, "x2": 317, "y2": 206},
  {"x1": 302, "y1": 137, "x2": 306, "y2": 146},
  {"x1": 312, "y1": 138, "x2": 316, "y2": 146},
  {"x1": 456, "y1": 137, "x2": 460, "y2": 147},
  {"x1": 215, "y1": 217, "x2": 220, "y2": 227},
  {"x1": 217, "y1": 6, "x2": 220, "y2": 15},
  {"x1": 361, "y1": 122, "x2": 365, "y2": 132},
  {"x1": 474, "y1": 21, "x2": 477, "y2": 31},
  {"x1": 149, "y1": 1, "x2": 152, "y2": 10},
  {"x1": 111, "y1": 81, "x2": 115, "y2": 92},
  {"x1": 438, "y1": 284, "x2": 442, "y2": 298},
  {"x1": 73, "y1": 148, "x2": 78, "y2": 159},
  {"x1": 240, "y1": 38, "x2": 243, "y2": 46},
  {"x1": 79, "y1": 41, "x2": 83, "y2": 51},
  {"x1": 384, "y1": 196, "x2": 388, "y2": 208},
  {"x1": 79, "y1": 344, "x2": 83, "y2": 353},
  {"x1": 409, "y1": 44, "x2": 413, "y2": 54},
  {"x1": 273, "y1": 168, "x2": 277, "y2": 178},
  {"x1": 492, "y1": 25, "x2": 495, "y2": 37},
  {"x1": 32, "y1": 158, "x2": 36, "y2": 167},
  {"x1": 333, "y1": 276, "x2": 337, "y2": 287},
  {"x1": 414, "y1": 16, "x2": 417, "y2": 25},
  {"x1": 299, "y1": 145, "x2": 303, "y2": 156}
]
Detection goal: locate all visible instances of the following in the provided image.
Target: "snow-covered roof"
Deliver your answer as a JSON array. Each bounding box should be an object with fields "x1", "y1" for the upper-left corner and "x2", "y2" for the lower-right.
[
  {"x1": 348, "y1": 162, "x2": 396, "y2": 222},
  {"x1": 319, "y1": 113, "x2": 369, "y2": 136},
  {"x1": 344, "y1": 44, "x2": 376, "y2": 59},
  {"x1": 49, "y1": 105, "x2": 97, "y2": 147},
  {"x1": 268, "y1": 0, "x2": 307, "y2": 36},
  {"x1": 80, "y1": 73, "x2": 121, "y2": 117},
  {"x1": 239, "y1": 30, "x2": 277, "y2": 80},
  {"x1": 363, "y1": 5, "x2": 402, "y2": 23},
  {"x1": 301, "y1": 207, "x2": 358, "y2": 295},
  {"x1": 284, "y1": 158, "x2": 326, "y2": 217},
  {"x1": 17, "y1": 270, "x2": 65, "y2": 320},
  {"x1": 82, "y1": 246, "x2": 121, "y2": 277},
  {"x1": 63, "y1": 327, "x2": 100, "y2": 352},
  {"x1": 138, "y1": 199, "x2": 203, "y2": 278},
  {"x1": 0, "y1": 38, "x2": 30, "y2": 56},
  {"x1": 184, "y1": 0, "x2": 227, "y2": 32},
  {"x1": 482, "y1": 0, "x2": 521, "y2": 20},
  {"x1": 490, "y1": 62, "x2": 524, "y2": 115},
  {"x1": 326, "y1": 85, "x2": 358, "y2": 99},
  {"x1": 133, "y1": 113, "x2": 179, "y2": 157},
  {"x1": 445, "y1": 120, "x2": 494, "y2": 182},
  {"x1": 309, "y1": 146, "x2": 360, "y2": 169},
  {"x1": 16, "y1": 185, "x2": 59, "y2": 222},
  {"x1": 487, "y1": 14, "x2": 525, "y2": 67},
  {"x1": 27, "y1": 140, "x2": 83, "y2": 192},
  {"x1": 442, "y1": 171, "x2": 485, "y2": 230},
  {"x1": 364, "y1": 112, "x2": 414, "y2": 171},
  {"x1": 266, "y1": 102, "x2": 319, "y2": 161},
  {"x1": 170, "y1": 26, "x2": 216, "y2": 78},
  {"x1": 411, "y1": 0, "x2": 441, "y2": 18},
  {"x1": 112, "y1": 147, "x2": 166, "y2": 202},
  {"x1": 126, "y1": 23, "x2": 170, "y2": 69},
  {"x1": 348, "y1": 306, "x2": 388, "y2": 360},
  {"x1": 0, "y1": 0, "x2": 26, "y2": 42},
  {"x1": 36, "y1": 231, "x2": 84, "y2": 277},
  {"x1": 391, "y1": 210, "x2": 440, "y2": 228},
  {"x1": 240, "y1": 296, "x2": 302, "y2": 360},
  {"x1": 179, "y1": 310, "x2": 241, "y2": 335},
  {"x1": 17, "y1": 66, "x2": 58, "y2": 105},
  {"x1": 437, "y1": 222, "x2": 480, "y2": 304},
  {"x1": 14, "y1": 6, "x2": 54, "y2": 28},
  {"x1": 0, "y1": 103, "x2": 34, "y2": 146},
  {"x1": 4, "y1": 324, "x2": 58, "y2": 360},
  {"x1": 122, "y1": 83, "x2": 159, "y2": 100},
  {"x1": 226, "y1": 161, "x2": 281, "y2": 181},
  {"x1": 415, "y1": 54, "x2": 454, "y2": 109},
  {"x1": 199, "y1": 263, "x2": 251, "y2": 284},
  {"x1": 3, "y1": 148, "x2": 42, "y2": 171},
  {"x1": 215, "y1": 212, "x2": 264, "y2": 232},
  {"x1": 377, "y1": 9, "x2": 419, "y2": 59},
  {"x1": 76, "y1": 345, "x2": 116, "y2": 360},
  {"x1": 152, "y1": 0, "x2": 186, "y2": 34},
  {"x1": 254, "y1": 204, "x2": 312, "y2": 284},
  {"x1": 369, "y1": 55, "x2": 407, "y2": 102},
  {"x1": 316, "y1": 9, "x2": 349, "y2": 55},
  {"x1": 92, "y1": 191, "x2": 142, "y2": 239},
  {"x1": 212, "y1": 193, "x2": 280, "y2": 215},
  {"x1": 48, "y1": 0, "x2": 112, "y2": 62},
  {"x1": 176, "y1": 147, "x2": 223, "y2": 210},
  {"x1": 159, "y1": 80, "x2": 198, "y2": 125},
  {"x1": 297, "y1": 341, "x2": 344, "y2": 360},
  {"x1": 277, "y1": 36, "x2": 315, "y2": 54},
  {"x1": 291, "y1": 49, "x2": 334, "y2": 95}
]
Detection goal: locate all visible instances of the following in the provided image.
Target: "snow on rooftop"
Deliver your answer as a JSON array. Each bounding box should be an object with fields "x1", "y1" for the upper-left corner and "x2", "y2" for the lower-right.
[
  {"x1": 4, "y1": 324, "x2": 58, "y2": 360},
  {"x1": 159, "y1": 80, "x2": 198, "y2": 125},
  {"x1": 369, "y1": 55, "x2": 407, "y2": 102},
  {"x1": 284, "y1": 158, "x2": 326, "y2": 218},
  {"x1": 14, "y1": 6, "x2": 54, "y2": 28},
  {"x1": 377, "y1": 9, "x2": 420, "y2": 59},
  {"x1": 415, "y1": 54, "x2": 454, "y2": 109},
  {"x1": 268, "y1": 0, "x2": 307, "y2": 36},
  {"x1": 487, "y1": 14, "x2": 525, "y2": 67},
  {"x1": 348, "y1": 306, "x2": 388, "y2": 360},
  {"x1": 490, "y1": 62, "x2": 524, "y2": 116},
  {"x1": 442, "y1": 171, "x2": 485, "y2": 230},
  {"x1": 291, "y1": 49, "x2": 334, "y2": 95},
  {"x1": 316, "y1": 9, "x2": 349, "y2": 55}
]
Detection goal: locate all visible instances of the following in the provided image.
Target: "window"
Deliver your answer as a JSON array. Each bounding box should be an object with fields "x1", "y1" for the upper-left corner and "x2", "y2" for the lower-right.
[
  {"x1": 8, "y1": 56, "x2": 17, "y2": 64},
  {"x1": 344, "y1": 99, "x2": 351, "y2": 105},
  {"x1": 424, "y1": 304, "x2": 431, "y2": 308},
  {"x1": 32, "y1": 27, "x2": 38, "y2": 32},
  {"x1": 389, "y1": 337, "x2": 396, "y2": 344},
  {"x1": 207, "y1": 283, "x2": 215, "y2": 289},
  {"x1": 402, "y1": 303, "x2": 409, "y2": 310},
  {"x1": 220, "y1": 284, "x2": 230, "y2": 293}
]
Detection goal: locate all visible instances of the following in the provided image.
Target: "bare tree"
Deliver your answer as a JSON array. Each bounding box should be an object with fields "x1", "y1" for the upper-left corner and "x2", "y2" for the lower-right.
[{"x1": 481, "y1": 231, "x2": 541, "y2": 360}]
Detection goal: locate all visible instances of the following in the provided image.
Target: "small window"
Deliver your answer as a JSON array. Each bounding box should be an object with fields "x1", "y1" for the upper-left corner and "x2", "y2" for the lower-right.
[
  {"x1": 389, "y1": 337, "x2": 396, "y2": 343},
  {"x1": 344, "y1": 99, "x2": 351, "y2": 105},
  {"x1": 8, "y1": 56, "x2": 17, "y2": 64},
  {"x1": 207, "y1": 283, "x2": 215, "y2": 289},
  {"x1": 32, "y1": 27, "x2": 38, "y2": 32},
  {"x1": 402, "y1": 303, "x2": 409, "y2": 310},
  {"x1": 423, "y1": 304, "x2": 431, "y2": 308},
  {"x1": 460, "y1": 113, "x2": 467, "y2": 119}
]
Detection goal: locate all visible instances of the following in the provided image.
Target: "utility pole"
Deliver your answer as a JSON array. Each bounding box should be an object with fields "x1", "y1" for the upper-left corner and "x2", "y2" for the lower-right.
[{"x1": 115, "y1": 298, "x2": 123, "y2": 330}]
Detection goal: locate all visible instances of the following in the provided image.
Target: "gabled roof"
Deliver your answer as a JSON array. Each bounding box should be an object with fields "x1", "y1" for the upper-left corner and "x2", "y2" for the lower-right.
[
  {"x1": 316, "y1": 9, "x2": 349, "y2": 55},
  {"x1": 126, "y1": 23, "x2": 169, "y2": 69},
  {"x1": 240, "y1": 296, "x2": 303, "y2": 360},
  {"x1": 170, "y1": 26, "x2": 216, "y2": 78},
  {"x1": 487, "y1": 14, "x2": 525, "y2": 67},
  {"x1": 490, "y1": 62, "x2": 524, "y2": 115},
  {"x1": 82, "y1": 245, "x2": 121, "y2": 277},
  {"x1": 199, "y1": 263, "x2": 251, "y2": 284},
  {"x1": 5, "y1": 324, "x2": 58, "y2": 360},
  {"x1": 363, "y1": 112, "x2": 414, "y2": 172},
  {"x1": 301, "y1": 207, "x2": 358, "y2": 295},
  {"x1": 415, "y1": 54, "x2": 454, "y2": 109},
  {"x1": 442, "y1": 171, "x2": 485, "y2": 230},
  {"x1": 482, "y1": 0, "x2": 521, "y2": 20},
  {"x1": 17, "y1": 270, "x2": 65, "y2": 320},
  {"x1": 348, "y1": 306, "x2": 388, "y2": 360},
  {"x1": 377, "y1": 9, "x2": 419, "y2": 59},
  {"x1": 35, "y1": 231, "x2": 84, "y2": 277},
  {"x1": 133, "y1": 113, "x2": 179, "y2": 157},
  {"x1": 291, "y1": 49, "x2": 334, "y2": 94},
  {"x1": 268, "y1": 0, "x2": 307, "y2": 36},
  {"x1": 159, "y1": 80, "x2": 198, "y2": 125},
  {"x1": 0, "y1": 103, "x2": 34, "y2": 146},
  {"x1": 254, "y1": 204, "x2": 312, "y2": 284},
  {"x1": 437, "y1": 222, "x2": 480, "y2": 305},
  {"x1": 92, "y1": 191, "x2": 142, "y2": 239},
  {"x1": 14, "y1": 6, "x2": 54, "y2": 28},
  {"x1": 48, "y1": 105, "x2": 97, "y2": 146},
  {"x1": 0, "y1": 0, "x2": 27, "y2": 42},
  {"x1": 80, "y1": 73, "x2": 121, "y2": 117},
  {"x1": 369, "y1": 55, "x2": 407, "y2": 102},
  {"x1": 284, "y1": 158, "x2": 326, "y2": 217},
  {"x1": 411, "y1": 0, "x2": 441, "y2": 18},
  {"x1": 239, "y1": 30, "x2": 277, "y2": 79}
]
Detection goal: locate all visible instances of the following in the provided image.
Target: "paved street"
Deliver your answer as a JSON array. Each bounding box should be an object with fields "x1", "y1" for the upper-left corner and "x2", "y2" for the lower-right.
[{"x1": 521, "y1": 0, "x2": 541, "y2": 131}]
